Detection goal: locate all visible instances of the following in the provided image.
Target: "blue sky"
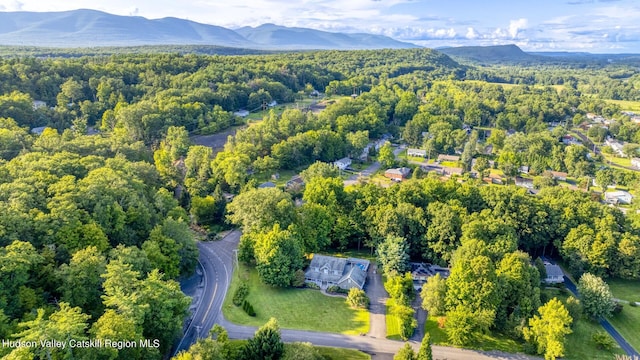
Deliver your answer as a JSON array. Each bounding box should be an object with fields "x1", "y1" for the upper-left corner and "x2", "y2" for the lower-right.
[{"x1": 1, "y1": 0, "x2": 639, "y2": 53}]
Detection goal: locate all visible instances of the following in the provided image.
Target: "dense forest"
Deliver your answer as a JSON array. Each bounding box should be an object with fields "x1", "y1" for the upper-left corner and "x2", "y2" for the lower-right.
[{"x1": 1, "y1": 47, "x2": 640, "y2": 359}]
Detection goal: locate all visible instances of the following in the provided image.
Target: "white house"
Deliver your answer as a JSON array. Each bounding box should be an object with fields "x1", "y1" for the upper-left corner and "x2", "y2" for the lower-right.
[
  {"x1": 544, "y1": 263, "x2": 564, "y2": 284},
  {"x1": 407, "y1": 148, "x2": 427, "y2": 157},
  {"x1": 605, "y1": 138, "x2": 625, "y2": 157},
  {"x1": 333, "y1": 157, "x2": 352, "y2": 170},
  {"x1": 632, "y1": 158, "x2": 640, "y2": 169},
  {"x1": 604, "y1": 190, "x2": 633, "y2": 205}
]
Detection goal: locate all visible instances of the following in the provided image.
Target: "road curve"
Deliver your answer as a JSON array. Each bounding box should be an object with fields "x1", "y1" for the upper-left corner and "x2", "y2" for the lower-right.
[
  {"x1": 173, "y1": 230, "x2": 240, "y2": 355},
  {"x1": 176, "y1": 229, "x2": 540, "y2": 360}
]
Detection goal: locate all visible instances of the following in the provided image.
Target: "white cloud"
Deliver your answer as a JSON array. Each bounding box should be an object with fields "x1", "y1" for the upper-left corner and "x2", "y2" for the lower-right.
[
  {"x1": 508, "y1": 18, "x2": 528, "y2": 38},
  {"x1": 0, "y1": 0, "x2": 24, "y2": 11},
  {"x1": 466, "y1": 27, "x2": 478, "y2": 39}
]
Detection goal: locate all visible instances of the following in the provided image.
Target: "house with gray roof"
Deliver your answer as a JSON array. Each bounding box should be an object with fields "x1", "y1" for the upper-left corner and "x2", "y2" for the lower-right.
[
  {"x1": 544, "y1": 262, "x2": 564, "y2": 284},
  {"x1": 305, "y1": 254, "x2": 369, "y2": 290}
]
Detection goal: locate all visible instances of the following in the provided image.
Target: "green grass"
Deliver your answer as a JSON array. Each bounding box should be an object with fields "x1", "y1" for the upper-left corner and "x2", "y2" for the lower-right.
[
  {"x1": 422, "y1": 316, "x2": 522, "y2": 353},
  {"x1": 609, "y1": 305, "x2": 640, "y2": 354},
  {"x1": 439, "y1": 161, "x2": 459, "y2": 167},
  {"x1": 316, "y1": 346, "x2": 371, "y2": 360},
  {"x1": 227, "y1": 340, "x2": 371, "y2": 360},
  {"x1": 564, "y1": 318, "x2": 626, "y2": 360},
  {"x1": 607, "y1": 278, "x2": 640, "y2": 302},
  {"x1": 223, "y1": 264, "x2": 369, "y2": 335},
  {"x1": 320, "y1": 248, "x2": 376, "y2": 261},
  {"x1": 604, "y1": 99, "x2": 640, "y2": 112},
  {"x1": 544, "y1": 290, "x2": 626, "y2": 359},
  {"x1": 602, "y1": 153, "x2": 633, "y2": 168},
  {"x1": 252, "y1": 169, "x2": 296, "y2": 187},
  {"x1": 385, "y1": 298, "x2": 402, "y2": 340}
]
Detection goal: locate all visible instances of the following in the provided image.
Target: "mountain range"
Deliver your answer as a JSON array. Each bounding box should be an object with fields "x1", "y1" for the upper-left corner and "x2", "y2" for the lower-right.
[{"x1": 0, "y1": 9, "x2": 419, "y2": 50}]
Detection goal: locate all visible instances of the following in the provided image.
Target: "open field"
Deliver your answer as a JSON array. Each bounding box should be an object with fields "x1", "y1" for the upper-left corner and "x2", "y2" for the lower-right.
[
  {"x1": 604, "y1": 99, "x2": 640, "y2": 112},
  {"x1": 223, "y1": 264, "x2": 370, "y2": 335}
]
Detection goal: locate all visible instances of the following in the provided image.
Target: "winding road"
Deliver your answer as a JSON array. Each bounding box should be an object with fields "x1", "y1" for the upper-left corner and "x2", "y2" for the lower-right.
[{"x1": 173, "y1": 229, "x2": 543, "y2": 360}]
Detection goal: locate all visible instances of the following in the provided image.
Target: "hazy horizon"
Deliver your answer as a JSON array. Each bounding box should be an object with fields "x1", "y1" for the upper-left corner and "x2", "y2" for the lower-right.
[{"x1": 1, "y1": 0, "x2": 639, "y2": 53}]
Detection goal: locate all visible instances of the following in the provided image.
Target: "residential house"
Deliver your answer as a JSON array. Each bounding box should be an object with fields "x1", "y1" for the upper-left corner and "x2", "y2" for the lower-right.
[
  {"x1": 549, "y1": 171, "x2": 568, "y2": 181},
  {"x1": 333, "y1": 157, "x2": 352, "y2": 170},
  {"x1": 562, "y1": 135, "x2": 580, "y2": 145},
  {"x1": 285, "y1": 175, "x2": 305, "y2": 189},
  {"x1": 32, "y1": 100, "x2": 47, "y2": 110},
  {"x1": 233, "y1": 110, "x2": 250, "y2": 117},
  {"x1": 631, "y1": 158, "x2": 640, "y2": 169},
  {"x1": 437, "y1": 154, "x2": 460, "y2": 162},
  {"x1": 384, "y1": 167, "x2": 411, "y2": 181},
  {"x1": 410, "y1": 262, "x2": 450, "y2": 290},
  {"x1": 258, "y1": 181, "x2": 276, "y2": 188},
  {"x1": 442, "y1": 166, "x2": 463, "y2": 176},
  {"x1": 482, "y1": 144, "x2": 494, "y2": 155},
  {"x1": 515, "y1": 176, "x2": 534, "y2": 189},
  {"x1": 519, "y1": 165, "x2": 530, "y2": 174},
  {"x1": 304, "y1": 254, "x2": 370, "y2": 290},
  {"x1": 267, "y1": 100, "x2": 278, "y2": 107},
  {"x1": 30, "y1": 126, "x2": 47, "y2": 135},
  {"x1": 605, "y1": 138, "x2": 625, "y2": 156},
  {"x1": 543, "y1": 262, "x2": 564, "y2": 284},
  {"x1": 407, "y1": 148, "x2": 427, "y2": 157},
  {"x1": 604, "y1": 190, "x2": 633, "y2": 205}
]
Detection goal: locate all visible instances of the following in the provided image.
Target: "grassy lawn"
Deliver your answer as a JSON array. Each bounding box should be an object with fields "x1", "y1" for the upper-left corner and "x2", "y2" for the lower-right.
[
  {"x1": 439, "y1": 161, "x2": 459, "y2": 167},
  {"x1": 564, "y1": 318, "x2": 626, "y2": 360},
  {"x1": 253, "y1": 169, "x2": 296, "y2": 187},
  {"x1": 227, "y1": 340, "x2": 370, "y2": 360},
  {"x1": 607, "y1": 278, "x2": 640, "y2": 353},
  {"x1": 608, "y1": 278, "x2": 640, "y2": 303},
  {"x1": 320, "y1": 248, "x2": 376, "y2": 261},
  {"x1": 604, "y1": 99, "x2": 640, "y2": 112},
  {"x1": 385, "y1": 298, "x2": 402, "y2": 340},
  {"x1": 316, "y1": 346, "x2": 371, "y2": 360},
  {"x1": 223, "y1": 264, "x2": 369, "y2": 335},
  {"x1": 609, "y1": 306, "x2": 640, "y2": 354},
  {"x1": 422, "y1": 316, "x2": 522, "y2": 353},
  {"x1": 602, "y1": 153, "x2": 633, "y2": 167},
  {"x1": 544, "y1": 290, "x2": 626, "y2": 359}
]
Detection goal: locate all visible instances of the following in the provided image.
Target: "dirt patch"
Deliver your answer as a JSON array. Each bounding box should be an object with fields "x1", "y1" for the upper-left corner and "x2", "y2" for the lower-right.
[{"x1": 190, "y1": 126, "x2": 244, "y2": 154}]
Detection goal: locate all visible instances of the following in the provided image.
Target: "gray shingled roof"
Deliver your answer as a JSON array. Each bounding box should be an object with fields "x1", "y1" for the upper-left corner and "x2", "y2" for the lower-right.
[
  {"x1": 545, "y1": 263, "x2": 564, "y2": 278},
  {"x1": 337, "y1": 265, "x2": 367, "y2": 289}
]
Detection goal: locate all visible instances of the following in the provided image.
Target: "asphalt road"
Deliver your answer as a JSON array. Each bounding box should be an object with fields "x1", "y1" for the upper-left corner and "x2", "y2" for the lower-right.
[
  {"x1": 175, "y1": 229, "x2": 542, "y2": 360},
  {"x1": 173, "y1": 230, "x2": 240, "y2": 355}
]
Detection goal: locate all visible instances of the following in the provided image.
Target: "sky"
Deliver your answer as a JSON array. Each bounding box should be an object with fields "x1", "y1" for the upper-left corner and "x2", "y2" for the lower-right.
[{"x1": 1, "y1": 0, "x2": 640, "y2": 53}]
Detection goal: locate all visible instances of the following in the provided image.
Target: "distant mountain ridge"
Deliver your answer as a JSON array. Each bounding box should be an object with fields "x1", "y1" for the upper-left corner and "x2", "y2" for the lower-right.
[
  {"x1": 438, "y1": 44, "x2": 640, "y2": 64},
  {"x1": 0, "y1": 9, "x2": 418, "y2": 50},
  {"x1": 438, "y1": 44, "x2": 538, "y2": 63}
]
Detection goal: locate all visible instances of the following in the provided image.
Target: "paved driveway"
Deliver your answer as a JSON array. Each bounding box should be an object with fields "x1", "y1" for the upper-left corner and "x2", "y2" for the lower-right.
[{"x1": 365, "y1": 263, "x2": 387, "y2": 339}]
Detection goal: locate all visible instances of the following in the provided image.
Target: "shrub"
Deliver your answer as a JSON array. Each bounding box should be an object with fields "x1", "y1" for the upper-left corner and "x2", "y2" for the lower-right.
[
  {"x1": 613, "y1": 302, "x2": 624, "y2": 315},
  {"x1": 242, "y1": 300, "x2": 256, "y2": 317},
  {"x1": 592, "y1": 331, "x2": 615, "y2": 350},
  {"x1": 346, "y1": 288, "x2": 370, "y2": 309},
  {"x1": 305, "y1": 282, "x2": 320, "y2": 290},
  {"x1": 327, "y1": 285, "x2": 340, "y2": 293},
  {"x1": 292, "y1": 269, "x2": 306, "y2": 288},
  {"x1": 233, "y1": 283, "x2": 249, "y2": 306}
]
